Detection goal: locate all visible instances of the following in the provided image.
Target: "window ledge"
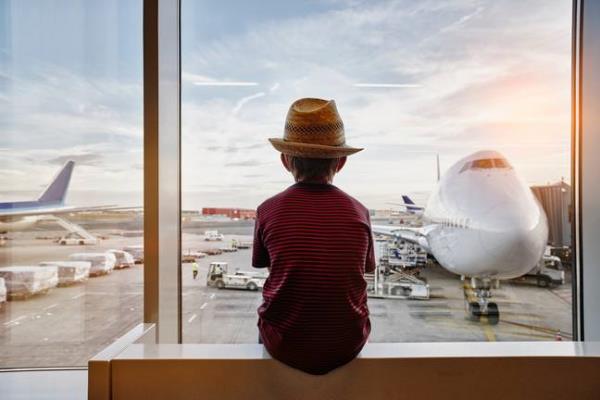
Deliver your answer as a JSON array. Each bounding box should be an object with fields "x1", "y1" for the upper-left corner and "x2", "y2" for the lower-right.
[
  {"x1": 89, "y1": 326, "x2": 600, "y2": 400},
  {"x1": 114, "y1": 341, "x2": 600, "y2": 361}
]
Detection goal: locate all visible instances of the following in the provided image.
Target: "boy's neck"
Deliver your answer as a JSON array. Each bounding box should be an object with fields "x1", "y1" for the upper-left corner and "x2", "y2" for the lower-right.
[{"x1": 296, "y1": 178, "x2": 332, "y2": 185}]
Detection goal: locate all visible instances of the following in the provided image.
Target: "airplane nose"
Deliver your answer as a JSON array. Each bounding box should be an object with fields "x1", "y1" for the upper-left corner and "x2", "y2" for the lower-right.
[{"x1": 476, "y1": 205, "x2": 548, "y2": 279}]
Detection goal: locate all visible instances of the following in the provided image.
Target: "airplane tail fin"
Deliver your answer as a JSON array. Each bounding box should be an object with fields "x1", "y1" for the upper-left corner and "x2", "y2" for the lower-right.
[
  {"x1": 402, "y1": 195, "x2": 424, "y2": 213},
  {"x1": 38, "y1": 161, "x2": 75, "y2": 204},
  {"x1": 402, "y1": 195, "x2": 416, "y2": 205}
]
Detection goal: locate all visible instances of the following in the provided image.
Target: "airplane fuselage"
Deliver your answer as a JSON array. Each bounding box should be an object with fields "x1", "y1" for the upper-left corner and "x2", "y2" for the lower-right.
[{"x1": 423, "y1": 151, "x2": 548, "y2": 280}]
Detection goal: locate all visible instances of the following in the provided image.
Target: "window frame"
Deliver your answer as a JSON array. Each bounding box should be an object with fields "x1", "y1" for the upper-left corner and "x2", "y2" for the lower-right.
[{"x1": 145, "y1": 0, "x2": 591, "y2": 348}]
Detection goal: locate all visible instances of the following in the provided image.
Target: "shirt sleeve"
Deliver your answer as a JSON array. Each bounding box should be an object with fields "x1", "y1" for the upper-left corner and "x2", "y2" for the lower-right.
[
  {"x1": 252, "y1": 208, "x2": 270, "y2": 269},
  {"x1": 365, "y1": 211, "x2": 376, "y2": 274}
]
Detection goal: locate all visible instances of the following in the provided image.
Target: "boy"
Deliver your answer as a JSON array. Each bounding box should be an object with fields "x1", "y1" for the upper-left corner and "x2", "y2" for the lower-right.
[{"x1": 252, "y1": 98, "x2": 376, "y2": 375}]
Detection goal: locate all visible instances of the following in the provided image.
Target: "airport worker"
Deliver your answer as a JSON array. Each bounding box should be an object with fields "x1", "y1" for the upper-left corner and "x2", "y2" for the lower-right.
[
  {"x1": 192, "y1": 261, "x2": 199, "y2": 280},
  {"x1": 253, "y1": 98, "x2": 376, "y2": 375}
]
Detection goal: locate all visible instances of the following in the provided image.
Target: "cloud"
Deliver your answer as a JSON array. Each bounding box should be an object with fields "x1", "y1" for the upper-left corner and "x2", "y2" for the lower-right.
[
  {"x1": 224, "y1": 159, "x2": 266, "y2": 167},
  {"x1": 2, "y1": 0, "x2": 572, "y2": 209}
]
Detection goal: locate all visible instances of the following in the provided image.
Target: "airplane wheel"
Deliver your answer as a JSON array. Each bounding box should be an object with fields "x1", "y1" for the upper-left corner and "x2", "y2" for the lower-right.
[
  {"x1": 468, "y1": 302, "x2": 481, "y2": 321},
  {"x1": 487, "y1": 303, "x2": 500, "y2": 325}
]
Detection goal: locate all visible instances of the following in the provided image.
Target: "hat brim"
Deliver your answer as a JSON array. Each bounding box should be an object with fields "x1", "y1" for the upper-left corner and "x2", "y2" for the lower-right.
[{"x1": 268, "y1": 138, "x2": 363, "y2": 159}]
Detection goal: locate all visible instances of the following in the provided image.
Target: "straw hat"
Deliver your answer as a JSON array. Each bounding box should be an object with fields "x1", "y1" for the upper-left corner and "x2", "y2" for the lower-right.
[{"x1": 268, "y1": 98, "x2": 363, "y2": 159}]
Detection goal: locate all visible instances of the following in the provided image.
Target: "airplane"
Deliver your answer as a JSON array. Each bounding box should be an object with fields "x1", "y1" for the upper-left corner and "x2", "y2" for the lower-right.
[
  {"x1": 373, "y1": 150, "x2": 549, "y2": 324},
  {"x1": 0, "y1": 161, "x2": 116, "y2": 234}
]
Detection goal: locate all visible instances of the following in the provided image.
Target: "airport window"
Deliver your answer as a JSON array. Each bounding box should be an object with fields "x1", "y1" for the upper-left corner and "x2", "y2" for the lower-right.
[
  {"x1": 181, "y1": 0, "x2": 573, "y2": 345},
  {"x1": 0, "y1": 1, "x2": 143, "y2": 368}
]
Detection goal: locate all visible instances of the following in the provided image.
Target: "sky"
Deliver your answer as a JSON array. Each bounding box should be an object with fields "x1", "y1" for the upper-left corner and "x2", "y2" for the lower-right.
[{"x1": 0, "y1": 0, "x2": 572, "y2": 209}]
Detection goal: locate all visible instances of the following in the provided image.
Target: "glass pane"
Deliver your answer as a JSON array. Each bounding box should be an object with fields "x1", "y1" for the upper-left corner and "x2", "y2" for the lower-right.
[
  {"x1": 0, "y1": 0, "x2": 143, "y2": 368},
  {"x1": 182, "y1": 0, "x2": 572, "y2": 344}
]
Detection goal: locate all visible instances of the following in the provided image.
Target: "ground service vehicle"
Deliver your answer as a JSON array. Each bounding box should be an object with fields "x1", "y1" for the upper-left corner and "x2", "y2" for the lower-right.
[
  {"x1": 204, "y1": 231, "x2": 224, "y2": 241},
  {"x1": 206, "y1": 262, "x2": 266, "y2": 291}
]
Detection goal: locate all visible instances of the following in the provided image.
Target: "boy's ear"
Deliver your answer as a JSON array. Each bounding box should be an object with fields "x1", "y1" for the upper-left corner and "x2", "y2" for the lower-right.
[
  {"x1": 281, "y1": 153, "x2": 292, "y2": 172},
  {"x1": 335, "y1": 156, "x2": 347, "y2": 173}
]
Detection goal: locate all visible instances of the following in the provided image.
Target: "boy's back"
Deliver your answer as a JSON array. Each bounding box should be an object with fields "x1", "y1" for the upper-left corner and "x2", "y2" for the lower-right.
[{"x1": 253, "y1": 181, "x2": 376, "y2": 375}]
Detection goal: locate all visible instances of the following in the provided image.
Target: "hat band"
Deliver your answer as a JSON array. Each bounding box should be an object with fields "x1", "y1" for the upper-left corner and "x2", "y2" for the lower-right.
[{"x1": 284, "y1": 121, "x2": 345, "y2": 146}]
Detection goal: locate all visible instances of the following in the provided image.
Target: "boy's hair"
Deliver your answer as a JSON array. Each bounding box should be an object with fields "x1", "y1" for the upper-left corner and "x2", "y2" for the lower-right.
[{"x1": 288, "y1": 156, "x2": 339, "y2": 182}]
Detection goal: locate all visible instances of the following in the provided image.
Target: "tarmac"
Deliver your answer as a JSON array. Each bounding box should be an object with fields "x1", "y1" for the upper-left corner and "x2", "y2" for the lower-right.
[{"x1": 0, "y1": 219, "x2": 573, "y2": 368}]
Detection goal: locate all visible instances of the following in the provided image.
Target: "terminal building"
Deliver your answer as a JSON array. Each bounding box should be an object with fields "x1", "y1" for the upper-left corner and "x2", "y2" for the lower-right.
[{"x1": 201, "y1": 207, "x2": 257, "y2": 220}]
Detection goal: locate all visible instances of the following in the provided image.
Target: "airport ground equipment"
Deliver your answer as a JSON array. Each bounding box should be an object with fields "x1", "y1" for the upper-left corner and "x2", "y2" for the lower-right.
[
  {"x1": 219, "y1": 246, "x2": 238, "y2": 253},
  {"x1": 107, "y1": 250, "x2": 136, "y2": 269},
  {"x1": 42, "y1": 215, "x2": 98, "y2": 245},
  {"x1": 182, "y1": 250, "x2": 207, "y2": 263},
  {"x1": 235, "y1": 241, "x2": 253, "y2": 249},
  {"x1": 204, "y1": 230, "x2": 224, "y2": 241},
  {"x1": 381, "y1": 240, "x2": 427, "y2": 268},
  {"x1": 367, "y1": 241, "x2": 430, "y2": 300},
  {"x1": 68, "y1": 252, "x2": 116, "y2": 276},
  {"x1": 204, "y1": 248, "x2": 223, "y2": 256},
  {"x1": 513, "y1": 254, "x2": 565, "y2": 288},
  {"x1": 0, "y1": 278, "x2": 6, "y2": 304},
  {"x1": 123, "y1": 245, "x2": 144, "y2": 264},
  {"x1": 0, "y1": 266, "x2": 59, "y2": 299},
  {"x1": 206, "y1": 262, "x2": 267, "y2": 291},
  {"x1": 39, "y1": 261, "x2": 91, "y2": 286}
]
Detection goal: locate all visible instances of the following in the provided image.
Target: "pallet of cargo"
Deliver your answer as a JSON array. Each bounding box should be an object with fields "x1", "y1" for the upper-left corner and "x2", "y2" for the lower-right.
[
  {"x1": 0, "y1": 277, "x2": 6, "y2": 305},
  {"x1": 39, "y1": 261, "x2": 91, "y2": 286},
  {"x1": 0, "y1": 266, "x2": 59, "y2": 300}
]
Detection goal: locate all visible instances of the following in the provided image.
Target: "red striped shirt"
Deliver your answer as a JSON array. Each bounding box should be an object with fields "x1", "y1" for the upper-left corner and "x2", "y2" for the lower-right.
[{"x1": 253, "y1": 182, "x2": 376, "y2": 375}]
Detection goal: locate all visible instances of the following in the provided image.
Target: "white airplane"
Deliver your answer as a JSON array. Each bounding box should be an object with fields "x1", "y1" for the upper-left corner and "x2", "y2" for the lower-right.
[
  {"x1": 373, "y1": 150, "x2": 548, "y2": 324},
  {"x1": 0, "y1": 161, "x2": 116, "y2": 234}
]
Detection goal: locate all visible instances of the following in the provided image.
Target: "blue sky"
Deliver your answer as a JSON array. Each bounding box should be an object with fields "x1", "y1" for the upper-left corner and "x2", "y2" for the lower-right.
[{"x1": 0, "y1": 0, "x2": 572, "y2": 209}]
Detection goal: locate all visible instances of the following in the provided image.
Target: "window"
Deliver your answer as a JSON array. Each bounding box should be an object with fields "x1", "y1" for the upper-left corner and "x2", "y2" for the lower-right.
[
  {"x1": 0, "y1": 0, "x2": 143, "y2": 368},
  {"x1": 181, "y1": 0, "x2": 573, "y2": 345}
]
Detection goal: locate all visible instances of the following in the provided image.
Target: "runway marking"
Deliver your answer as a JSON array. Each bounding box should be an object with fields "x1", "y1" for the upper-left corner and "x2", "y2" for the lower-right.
[
  {"x1": 210, "y1": 293, "x2": 216, "y2": 299},
  {"x1": 3, "y1": 316, "x2": 27, "y2": 326},
  {"x1": 71, "y1": 293, "x2": 85, "y2": 300},
  {"x1": 480, "y1": 317, "x2": 497, "y2": 341},
  {"x1": 200, "y1": 302, "x2": 208, "y2": 310},
  {"x1": 188, "y1": 314, "x2": 198, "y2": 323},
  {"x1": 44, "y1": 303, "x2": 58, "y2": 310}
]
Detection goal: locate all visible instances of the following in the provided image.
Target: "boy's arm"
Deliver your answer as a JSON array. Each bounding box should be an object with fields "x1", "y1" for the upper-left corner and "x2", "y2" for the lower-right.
[
  {"x1": 252, "y1": 208, "x2": 270, "y2": 270},
  {"x1": 365, "y1": 212, "x2": 376, "y2": 274}
]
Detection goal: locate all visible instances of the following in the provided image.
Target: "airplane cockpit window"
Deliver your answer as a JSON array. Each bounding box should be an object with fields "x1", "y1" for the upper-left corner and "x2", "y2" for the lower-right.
[
  {"x1": 460, "y1": 158, "x2": 513, "y2": 173},
  {"x1": 492, "y1": 158, "x2": 513, "y2": 169},
  {"x1": 471, "y1": 159, "x2": 495, "y2": 169}
]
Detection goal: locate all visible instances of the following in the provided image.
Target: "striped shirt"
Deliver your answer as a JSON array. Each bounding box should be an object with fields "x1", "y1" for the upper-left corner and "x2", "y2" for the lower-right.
[{"x1": 253, "y1": 182, "x2": 376, "y2": 375}]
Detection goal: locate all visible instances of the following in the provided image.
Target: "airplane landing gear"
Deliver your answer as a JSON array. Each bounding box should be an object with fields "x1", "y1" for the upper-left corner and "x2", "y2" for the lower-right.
[{"x1": 466, "y1": 277, "x2": 500, "y2": 325}]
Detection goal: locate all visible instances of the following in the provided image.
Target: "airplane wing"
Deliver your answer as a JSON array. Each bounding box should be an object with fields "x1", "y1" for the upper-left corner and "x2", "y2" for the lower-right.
[
  {"x1": 0, "y1": 205, "x2": 123, "y2": 219},
  {"x1": 372, "y1": 224, "x2": 435, "y2": 252}
]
